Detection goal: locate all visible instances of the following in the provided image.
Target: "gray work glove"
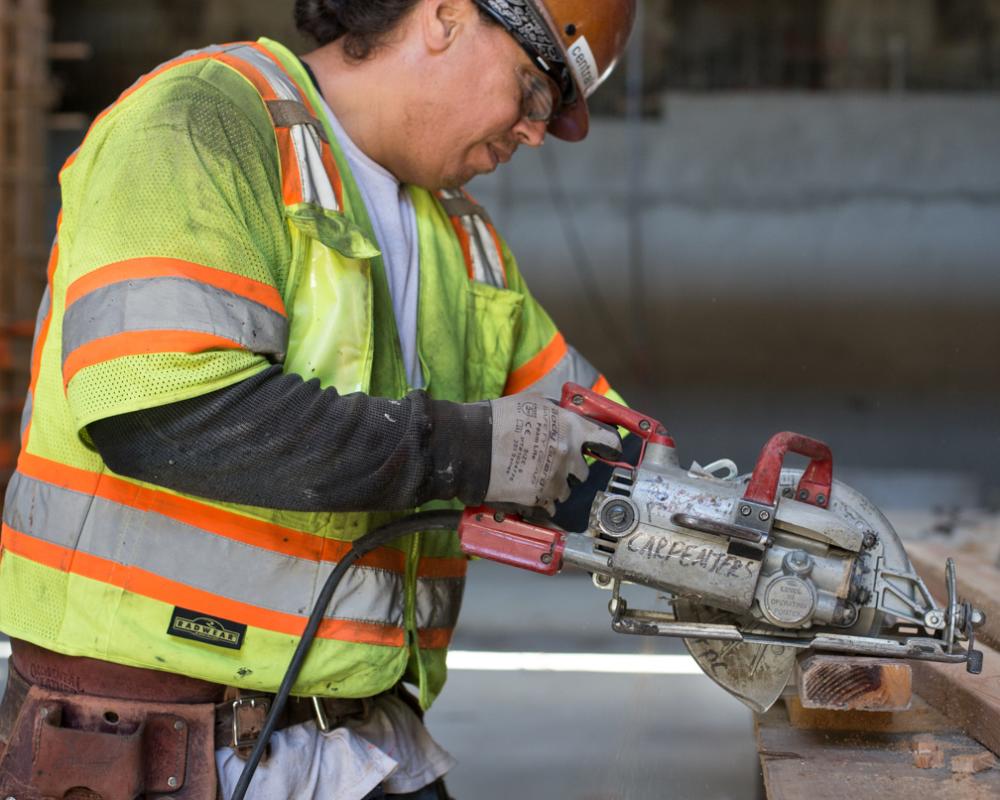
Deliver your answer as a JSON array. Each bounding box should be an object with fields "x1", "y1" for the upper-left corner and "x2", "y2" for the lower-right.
[{"x1": 485, "y1": 393, "x2": 623, "y2": 515}]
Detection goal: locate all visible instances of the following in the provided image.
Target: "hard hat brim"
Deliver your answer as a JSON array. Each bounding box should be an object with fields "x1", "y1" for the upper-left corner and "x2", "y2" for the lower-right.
[{"x1": 549, "y1": 96, "x2": 590, "y2": 142}]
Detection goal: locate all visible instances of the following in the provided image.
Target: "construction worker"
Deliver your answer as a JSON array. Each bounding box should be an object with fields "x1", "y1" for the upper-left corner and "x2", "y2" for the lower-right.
[{"x1": 0, "y1": 0, "x2": 636, "y2": 797}]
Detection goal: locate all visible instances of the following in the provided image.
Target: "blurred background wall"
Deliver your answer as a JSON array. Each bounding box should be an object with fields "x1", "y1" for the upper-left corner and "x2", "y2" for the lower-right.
[{"x1": 6, "y1": 0, "x2": 1000, "y2": 511}]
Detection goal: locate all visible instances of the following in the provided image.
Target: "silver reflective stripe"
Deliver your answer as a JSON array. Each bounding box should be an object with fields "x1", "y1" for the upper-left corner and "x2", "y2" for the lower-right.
[
  {"x1": 440, "y1": 190, "x2": 505, "y2": 289},
  {"x1": 3, "y1": 471, "x2": 405, "y2": 627},
  {"x1": 18, "y1": 283, "x2": 51, "y2": 440},
  {"x1": 294, "y1": 124, "x2": 340, "y2": 210},
  {"x1": 34, "y1": 285, "x2": 51, "y2": 343},
  {"x1": 228, "y1": 45, "x2": 340, "y2": 213},
  {"x1": 469, "y1": 216, "x2": 505, "y2": 288},
  {"x1": 177, "y1": 43, "x2": 228, "y2": 60},
  {"x1": 19, "y1": 391, "x2": 32, "y2": 441},
  {"x1": 62, "y1": 278, "x2": 288, "y2": 364},
  {"x1": 415, "y1": 577, "x2": 465, "y2": 631},
  {"x1": 18, "y1": 391, "x2": 32, "y2": 442},
  {"x1": 25, "y1": 284, "x2": 51, "y2": 381},
  {"x1": 521, "y1": 345, "x2": 601, "y2": 399}
]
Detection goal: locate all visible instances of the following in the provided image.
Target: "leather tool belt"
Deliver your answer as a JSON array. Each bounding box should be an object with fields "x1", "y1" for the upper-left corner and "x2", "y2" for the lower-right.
[{"x1": 0, "y1": 640, "x2": 368, "y2": 800}]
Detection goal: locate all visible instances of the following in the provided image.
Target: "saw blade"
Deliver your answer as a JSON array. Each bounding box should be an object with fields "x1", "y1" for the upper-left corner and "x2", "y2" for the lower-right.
[{"x1": 672, "y1": 600, "x2": 797, "y2": 713}]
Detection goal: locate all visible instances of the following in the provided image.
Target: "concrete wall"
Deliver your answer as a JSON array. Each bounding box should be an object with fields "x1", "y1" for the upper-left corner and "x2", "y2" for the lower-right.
[
  {"x1": 468, "y1": 92, "x2": 1000, "y2": 497},
  {"x1": 475, "y1": 92, "x2": 1000, "y2": 298},
  {"x1": 470, "y1": 91, "x2": 1000, "y2": 392}
]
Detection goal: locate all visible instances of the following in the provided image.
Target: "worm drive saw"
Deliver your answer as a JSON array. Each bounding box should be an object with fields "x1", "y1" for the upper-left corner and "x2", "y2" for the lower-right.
[{"x1": 457, "y1": 385, "x2": 986, "y2": 712}]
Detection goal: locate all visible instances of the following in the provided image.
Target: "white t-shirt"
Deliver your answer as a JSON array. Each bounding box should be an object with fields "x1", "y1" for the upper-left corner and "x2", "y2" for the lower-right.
[{"x1": 317, "y1": 96, "x2": 424, "y2": 390}]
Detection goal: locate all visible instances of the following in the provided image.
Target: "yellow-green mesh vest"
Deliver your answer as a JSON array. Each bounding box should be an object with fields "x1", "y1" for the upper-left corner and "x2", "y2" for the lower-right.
[{"x1": 0, "y1": 39, "x2": 617, "y2": 709}]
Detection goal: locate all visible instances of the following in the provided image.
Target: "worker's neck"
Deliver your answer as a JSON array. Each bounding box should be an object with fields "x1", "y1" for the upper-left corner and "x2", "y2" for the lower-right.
[{"x1": 302, "y1": 43, "x2": 411, "y2": 182}]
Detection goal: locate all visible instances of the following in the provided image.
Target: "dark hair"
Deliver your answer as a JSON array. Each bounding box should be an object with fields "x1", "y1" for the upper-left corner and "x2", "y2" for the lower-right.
[{"x1": 295, "y1": 0, "x2": 423, "y2": 60}]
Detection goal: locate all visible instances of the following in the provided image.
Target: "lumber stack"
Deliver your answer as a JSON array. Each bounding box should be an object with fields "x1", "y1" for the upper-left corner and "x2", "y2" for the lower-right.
[{"x1": 0, "y1": 0, "x2": 51, "y2": 494}]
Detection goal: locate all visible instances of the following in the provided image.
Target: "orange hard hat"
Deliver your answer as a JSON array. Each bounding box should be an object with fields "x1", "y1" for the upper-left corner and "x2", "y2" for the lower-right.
[{"x1": 475, "y1": 0, "x2": 638, "y2": 141}]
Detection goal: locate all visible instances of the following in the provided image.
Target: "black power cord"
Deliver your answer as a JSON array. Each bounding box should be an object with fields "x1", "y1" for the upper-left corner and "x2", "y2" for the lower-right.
[{"x1": 231, "y1": 509, "x2": 464, "y2": 800}]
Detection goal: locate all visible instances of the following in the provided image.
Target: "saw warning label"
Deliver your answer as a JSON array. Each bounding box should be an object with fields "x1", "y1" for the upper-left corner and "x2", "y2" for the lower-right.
[{"x1": 625, "y1": 532, "x2": 756, "y2": 580}]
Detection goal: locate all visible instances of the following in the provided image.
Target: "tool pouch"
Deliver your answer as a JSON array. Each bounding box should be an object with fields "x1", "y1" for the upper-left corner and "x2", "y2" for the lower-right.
[{"x1": 0, "y1": 667, "x2": 218, "y2": 800}]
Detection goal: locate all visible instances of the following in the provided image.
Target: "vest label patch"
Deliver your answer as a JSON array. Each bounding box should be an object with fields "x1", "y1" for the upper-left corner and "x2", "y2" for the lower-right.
[{"x1": 168, "y1": 607, "x2": 246, "y2": 650}]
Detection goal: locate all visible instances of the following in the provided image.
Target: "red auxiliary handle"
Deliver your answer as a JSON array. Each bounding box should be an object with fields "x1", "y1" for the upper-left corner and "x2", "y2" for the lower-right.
[
  {"x1": 459, "y1": 508, "x2": 566, "y2": 575},
  {"x1": 559, "y1": 382, "x2": 675, "y2": 469},
  {"x1": 743, "y1": 432, "x2": 834, "y2": 509}
]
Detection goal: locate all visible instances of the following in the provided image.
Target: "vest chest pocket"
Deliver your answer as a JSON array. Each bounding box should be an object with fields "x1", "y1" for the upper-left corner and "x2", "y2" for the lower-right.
[{"x1": 463, "y1": 280, "x2": 524, "y2": 401}]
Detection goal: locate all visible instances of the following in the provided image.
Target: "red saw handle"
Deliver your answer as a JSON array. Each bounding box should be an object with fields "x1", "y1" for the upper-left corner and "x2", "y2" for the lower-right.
[
  {"x1": 743, "y1": 431, "x2": 834, "y2": 509},
  {"x1": 458, "y1": 507, "x2": 566, "y2": 575},
  {"x1": 559, "y1": 383, "x2": 674, "y2": 468}
]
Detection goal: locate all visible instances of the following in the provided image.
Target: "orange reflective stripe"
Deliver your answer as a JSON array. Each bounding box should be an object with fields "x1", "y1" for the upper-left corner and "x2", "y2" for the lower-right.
[
  {"x1": 417, "y1": 628, "x2": 453, "y2": 650},
  {"x1": 505, "y1": 331, "x2": 568, "y2": 395},
  {"x1": 213, "y1": 50, "x2": 280, "y2": 102},
  {"x1": 275, "y1": 125, "x2": 306, "y2": 207},
  {"x1": 1, "y1": 525, "x2": 404, "y2": 647},
  {"x1": 65, "y1": 258, "x2": 286, "y2": 317},
  {"x1": 62, "y1": 331, "x2": 245, "y2": 389},
  {"x1": 592, "y1": 374, "x2": 611, "y2": 396},
  {"x1": 417, "y1": 557, "x2": 468, "y2": 580},
  {"x1": 15, "y1": 453, "x2": 407, "y2": 574},
  {"x1": 212, "y1": 51, "x2": 305, "y2": 207},
  {"x1": 447, "y1": 216, "x2": 476, "y2": 280}
]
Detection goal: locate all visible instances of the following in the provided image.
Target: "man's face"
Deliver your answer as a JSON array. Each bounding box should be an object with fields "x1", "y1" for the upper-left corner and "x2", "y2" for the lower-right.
[{"x1": 404, "y1": 6, "x2": 558, "y2": 189}]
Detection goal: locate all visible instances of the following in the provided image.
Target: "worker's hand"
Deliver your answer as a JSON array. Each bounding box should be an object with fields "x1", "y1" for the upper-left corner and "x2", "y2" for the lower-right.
[{"x1": 485, "y1": 393, "x2": 623, "y2": 515}]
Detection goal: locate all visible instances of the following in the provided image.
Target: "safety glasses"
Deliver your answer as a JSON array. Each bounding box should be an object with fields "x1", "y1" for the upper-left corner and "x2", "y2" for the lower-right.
[{"x1": 517, "y1": 66, "x2": 560, "y2": 124}]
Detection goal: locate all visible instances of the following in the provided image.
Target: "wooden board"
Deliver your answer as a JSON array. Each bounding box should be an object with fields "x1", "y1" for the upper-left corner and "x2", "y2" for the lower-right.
[
  {"x1": 911, "y1": 641, "x2": 1000, "y2": 757},
  {"x1": 907, "y1": 540, "x2": 1000, "y2": 652},
  {"x1": 796, "y1": 654, "x2": 912, "y2": 711},
  {"x1": 758, "y1": 700, "x2": 1000, "y2": 799},
  {"x1": 902, "y1": 539, "x2": 1000, "y2": 756},
  {"x1": 786, "y1": 694, "x2": 952, "y2": 734}
]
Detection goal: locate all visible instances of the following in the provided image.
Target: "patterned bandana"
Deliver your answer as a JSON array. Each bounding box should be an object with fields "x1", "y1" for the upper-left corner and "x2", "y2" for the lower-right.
[
  {"x1": 475, "y1": 0, "x2": 564, "y2": 68},
  {"x1": 474, "y1": 0, "x2": 576, "y2": 105}
]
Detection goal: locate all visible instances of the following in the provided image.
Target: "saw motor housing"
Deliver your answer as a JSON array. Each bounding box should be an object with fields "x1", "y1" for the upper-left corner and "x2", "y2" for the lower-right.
[{"x1": 591, "y1": 447, "x2": 869, "y2": 632}]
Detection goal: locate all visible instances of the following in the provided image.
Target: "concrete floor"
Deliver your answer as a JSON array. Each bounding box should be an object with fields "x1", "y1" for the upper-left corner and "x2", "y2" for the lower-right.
[
  {"x1": 428, "y1": 560, "x2": 762, "y2": 800},
  {"x1": 428, "y1": 670, "x2": 759, "y2": 800}
]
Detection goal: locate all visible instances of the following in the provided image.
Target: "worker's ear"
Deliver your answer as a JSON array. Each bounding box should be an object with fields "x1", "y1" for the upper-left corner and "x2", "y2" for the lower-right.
[{"x1": 421, "y1": 0, "x2": 465, "y2": 54}]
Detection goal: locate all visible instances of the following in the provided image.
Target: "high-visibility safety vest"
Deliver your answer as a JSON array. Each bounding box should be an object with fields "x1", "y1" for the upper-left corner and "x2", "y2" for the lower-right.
[{"x1": 0, "y1": 40, "x2": 618, "y2": 708}]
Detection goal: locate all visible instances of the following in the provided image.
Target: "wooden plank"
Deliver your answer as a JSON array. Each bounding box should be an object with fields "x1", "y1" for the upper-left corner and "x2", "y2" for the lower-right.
[
  {"x1": 796, "y1": 654, "x2": 912, "y2": 711},
  {"x1": 786, "y1": 694, "x2": 953, "y2": 734},
  {"x1": 907, "y1": 540, "x2": 1000, "y2": 652},
  {"x1": 757, "y1": 701, "x2": 1000, "y2": 799},
  {"x1": 952, "y1": 751, "x2": 998, "y2": 774},
  {"x1": 905, "y1": 540, "x2": 1000, "y2": 755},
  {"x1": 911, "y1": 641, "x2": 1000, "y2": 756}
]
